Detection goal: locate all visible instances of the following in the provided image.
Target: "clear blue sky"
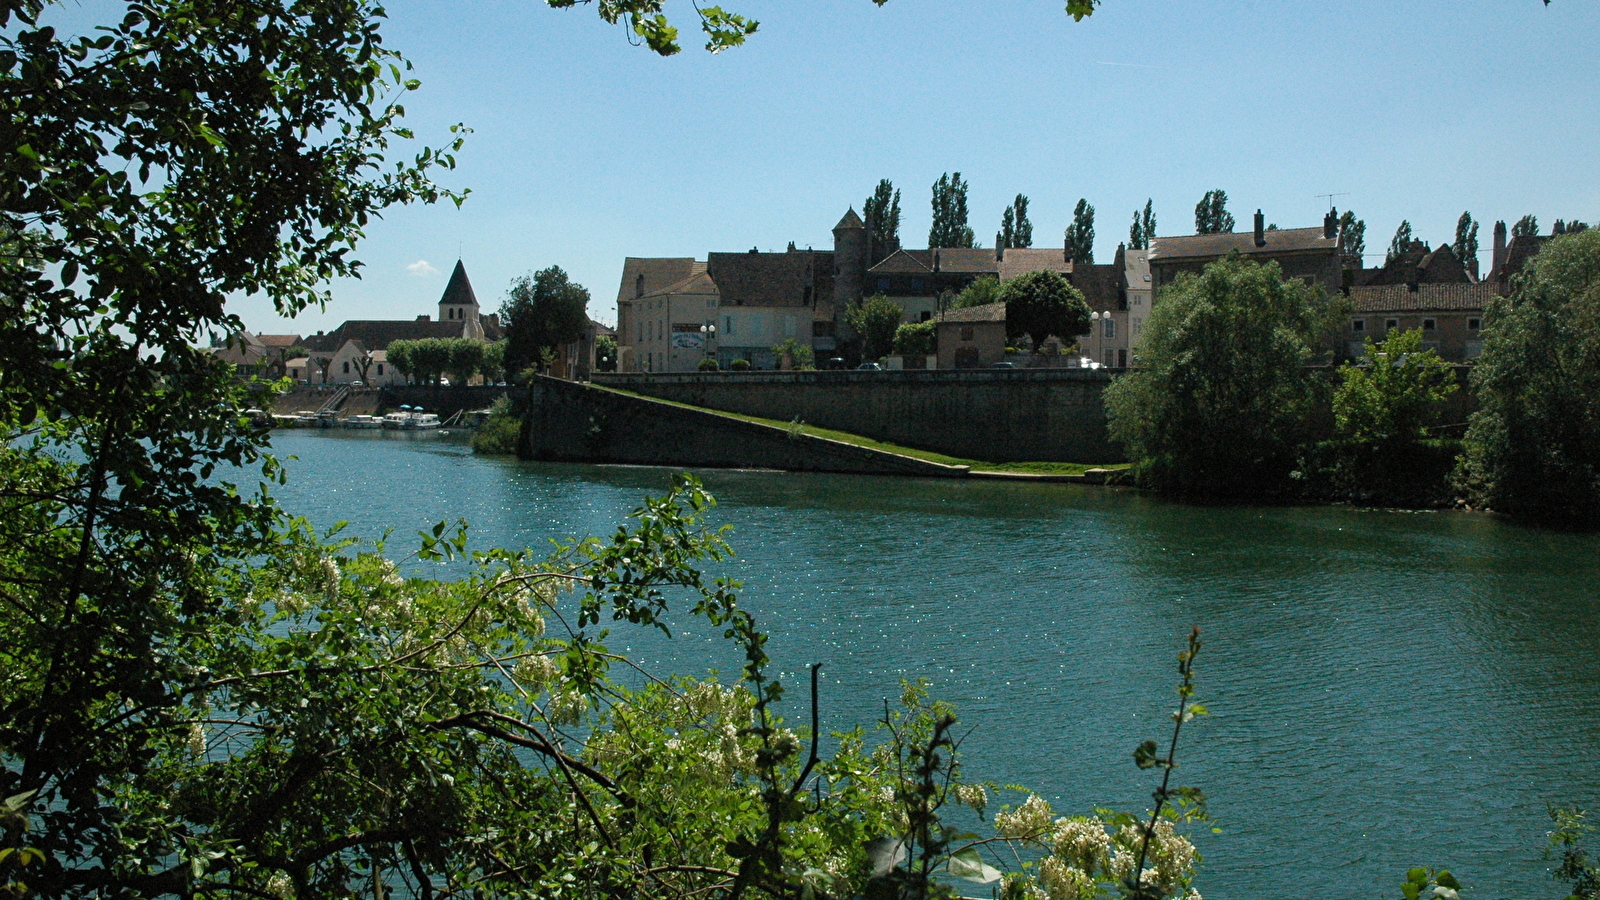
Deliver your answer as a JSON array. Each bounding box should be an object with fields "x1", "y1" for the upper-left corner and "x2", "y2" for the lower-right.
[{"x1": 226, "y1": 0, "x2": 1598, "y2": 334}]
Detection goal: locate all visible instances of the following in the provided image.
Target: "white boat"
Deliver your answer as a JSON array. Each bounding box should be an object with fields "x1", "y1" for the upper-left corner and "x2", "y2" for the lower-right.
[
  {"x1": 380, "y1": 412, "x2": 410, "y2": 430},
  {"x1": 344, "y1": 415, "x2": 382, "y2": 429},
  {"x1": 402, "y1": 413, "x2": 441, "y2": 430}
]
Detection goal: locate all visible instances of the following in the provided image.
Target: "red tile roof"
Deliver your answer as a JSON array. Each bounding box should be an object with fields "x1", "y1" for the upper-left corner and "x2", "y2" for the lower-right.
[{"x1": 1350, "y1": 282, "x2": 1500, "y2": 312}]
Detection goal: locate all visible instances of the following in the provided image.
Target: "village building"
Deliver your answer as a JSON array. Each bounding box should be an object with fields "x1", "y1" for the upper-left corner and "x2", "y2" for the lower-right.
[
  {"x1": 1344, "y1": 283, "x2": 1498, "y2": 362},
  {"x1": 1148, "y1": 210, "x2": 1345, "y2": 295},
  {"x1": 934, "y1": 302, "x2": 1008, "y2": 369}
]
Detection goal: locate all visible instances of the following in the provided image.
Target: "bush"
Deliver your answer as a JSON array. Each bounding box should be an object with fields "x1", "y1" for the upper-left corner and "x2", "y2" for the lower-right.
[
  {"x1": 730, "y1": 358, "x2": 752, "y2": 371},
  {"x1": 1104, "y1": 252, "x2": 1349, "y2": 496},
  {"x1": 770, "y1": 338, "x2": 815, "y2": 370},
  {"x1": 999, "y1": 270, "x2": 1091, "y2": 350},
  {"x1": 697, "y1": 357, "x2": 721, "y2": 372},
  {"x1": 1459, "y1": 229, "x2": 1600, "y2": 524},
  {"x1": 845, "y1": 294, "x2": 905, "y2": 361},
  {"x1": 892, "y1": 320, "x2": 937, "y2": 356},
  {"x1": 470, "y1": 396, "x2": 521, "y2": 455}
]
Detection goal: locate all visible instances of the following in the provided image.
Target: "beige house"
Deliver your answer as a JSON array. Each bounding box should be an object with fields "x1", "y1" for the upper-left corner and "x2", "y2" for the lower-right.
[
  {"x1": 1149, "y1": 210, "x2": 1345, "y2": 295},
  {"x1": 1346, "y1": 283, "x2": 1499, "y2": 363},
  {"x1": 935, "y1": 303, "x2": 1008, "y2": 369}
]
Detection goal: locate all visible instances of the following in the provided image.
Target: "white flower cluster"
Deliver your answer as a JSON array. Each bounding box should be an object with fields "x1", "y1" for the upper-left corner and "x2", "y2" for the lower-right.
[
  {"x1": 264, "y1": 872, "x2": 294, "y2": 900},
  {"x1": 994, "y1": 794, "x2": 1054, "y2": 839},
  {"x1": 1039, "y1": 856, "x2": 1097, "y2": 900},
  {"x1": 186, "y1": 722, "x2": 207, "y2": 759},
  {"x1": 513, "y1": 654, "x2": 560, "y2": 693},
  {"x1": 955, "y1": 783, "x2": 988, "y2": 814},
  {"x1": 1051, "y1": 817, "x2": 1112, "y2": 874},
  {"x1": 546, "y1": 689, "x2": 589, "y2": 726},
  {"x1": 320, "y1": 556, "x2": 341, "y2": 606}
]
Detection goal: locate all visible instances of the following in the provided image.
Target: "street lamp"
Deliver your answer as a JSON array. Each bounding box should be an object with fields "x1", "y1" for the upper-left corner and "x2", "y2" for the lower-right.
[{"x1": 1090, "y1": 311, "x2": 1104, "y2": 368}]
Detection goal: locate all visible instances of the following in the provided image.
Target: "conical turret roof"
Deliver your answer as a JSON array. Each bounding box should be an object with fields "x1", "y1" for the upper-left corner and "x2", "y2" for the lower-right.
[
  {"x1": 438, "y1": 259, "x2": 478, "y2": 306},
  {"x1": 833, "y1": 207, "x2": 865, "y2": 231}
]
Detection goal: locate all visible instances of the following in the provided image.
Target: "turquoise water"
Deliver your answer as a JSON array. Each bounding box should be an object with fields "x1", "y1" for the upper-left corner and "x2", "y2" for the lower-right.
[{"x1": 265, "y1": 428, "x2": 1600, "y2": 900}]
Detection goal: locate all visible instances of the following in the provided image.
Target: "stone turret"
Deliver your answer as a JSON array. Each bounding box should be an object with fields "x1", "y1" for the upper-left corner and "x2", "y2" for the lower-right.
[
  {"x1": 832, "y1": 207, "x2": 869, "y2": 308},
  {"x1": 438, "y1": 259, "x2": 483, "y2": 341}
]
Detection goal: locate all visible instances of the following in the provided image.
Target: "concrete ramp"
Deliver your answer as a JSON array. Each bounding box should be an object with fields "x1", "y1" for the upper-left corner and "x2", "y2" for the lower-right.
[{"x1": 520, "y1": 376, "x2": 969, "y2": 478}]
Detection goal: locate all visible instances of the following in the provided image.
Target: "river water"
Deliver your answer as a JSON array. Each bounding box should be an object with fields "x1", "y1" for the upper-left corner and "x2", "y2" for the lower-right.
[{"x1": 264, "y1": 428, "x2": 1600, "y2": 900}]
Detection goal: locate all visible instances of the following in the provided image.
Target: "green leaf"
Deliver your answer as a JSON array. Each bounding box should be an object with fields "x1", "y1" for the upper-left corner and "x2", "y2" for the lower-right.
[{"x1": 946, "y1": 848, "x2": 1002, "y2": 883}]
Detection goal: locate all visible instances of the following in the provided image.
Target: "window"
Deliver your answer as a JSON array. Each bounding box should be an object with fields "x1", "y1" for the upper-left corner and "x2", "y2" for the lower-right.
[
  {"x1": 876, "y1": 277, "x2": 891, "y2": 292},
  {"x1": 342, "y1": 361, "x2": 350, "y2": 374},
  {"x1": 1422, "y1": 318, "x2": 1437, "y2": 331},
  {"x1": 1103, "y1": 317, "x2": 1116, "y2": 339},
  {"x1": 1351, "y1": 319, "x2": 1366, "y2": 333},
  {"x1": 1468, "y1": 317, "x2": 1481, "y2": 331},
  {"x1": 1104, "y1": 349, "x2": 1116, "y2": 368},
  {"x1": 1385, "y1": 318, "x2": 1399, "y2": 331},
  {"x1": 919, "y1": 311, "x2": 931, "y2": 322},
  {"x1": 960, "y1": 325, "x2": 974, "y2": 341},
  {"x1": 377, "y1": 364, "x2": 384, "y2": 376},
  {"x1": 1118, "y1": 348, "x2": 1127, "y2": 368},
  {"x1": 707, "y1": 298, "x2": 715, "y2": 308},
  {"x1": 911, "y1": 277, "x2": 925, "y2": 292},
  {"x1": 722, "y1": 315, "x2": 733, "y2": 336}
]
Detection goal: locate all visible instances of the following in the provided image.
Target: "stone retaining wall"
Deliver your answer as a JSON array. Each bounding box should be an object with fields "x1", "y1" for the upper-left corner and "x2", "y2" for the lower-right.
[
  {"x1": 519, "y1": 377, "x2": 968, "y2": 477},
  {"x1": 591, "y1": 369, "x2": 1120, "y2": 463}
]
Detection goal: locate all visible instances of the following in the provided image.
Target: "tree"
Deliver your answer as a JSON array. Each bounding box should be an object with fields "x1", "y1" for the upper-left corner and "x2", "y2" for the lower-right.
[
  {"x1": 594, "y1": 334, "x2": 618, "y2": 372},
  {"x1": 1129, "y1": 199, "x2": 1156, "y2": 250},
  {"x1": 1339, "y1": 210, "x2": 1366, "y2": 260},
  {"x1": 770, "y1": 337, "x2": 815, "y2": 370},
  {"x1": 1554, "y1": 219, "x2": 1590, "y2": 236},
  {"x1": 1193, "y1": 189, "x2": 1235, "y2": 234},
  {"x1": 998, "y1": 194, "x2": 1033, "y2": 249},
  {"x1": 0, "y1": 0, "x2": 469, "y2": 891},
  {"x1": 1065, "y1": 199, "x2": 1096, "y2": 264},
  {"x1": 864, "y1": 178, "x2": 901, "y2": 252},
  {"x1": 928, "y1": 172, "x2": 975, "y2": 248},
  {"x1": 481, "y1": 339, "x2": 508, "y2": 381},
  {"x1": 845, "y1": 294, "x2": 906, "y2": 361},
  {"x1": 1460, "y1": 228, "x2": 1600, "y2": 524},
  {"x1": 999, "y1": 270, "x2": 1092, "y2": 351},
  {"x1": 1386, "y1": 220, "x2": 1415, "y2": 263},
  {"x1": 952, "y1": 275, "x2": 1003, "y2": 309},
  {"x1": 1512, "y1": 214, "x2": 1540, "y2": 238},
  {"x1": 1104, "y1": 253, "x2": 1349, "y2": 495},
  {"x1": 892, "y1": 320, "x2": 938, "y2": 356},
  {"x1": 501, "y1": 266, "x2": 592, "y2": 380},
  {"x1": 1327, "y1": 329, "x2": 1459, "y2": 497},
  {"x1": 447, "y1": 338, "x2": 487, "y2": 384},
  {"x1": 1453, "y1": 212, "x2": 1480, "y2": 266}
]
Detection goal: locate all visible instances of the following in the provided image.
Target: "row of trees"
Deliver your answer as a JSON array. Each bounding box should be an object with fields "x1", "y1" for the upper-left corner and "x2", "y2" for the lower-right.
[
  {"x1": 1106, "y1": 230, "x2": 1600, "y2": 523},
  {"x1": 386, "y1": 337, "x2": 506, "y2": 385},
  {"x1": 846, "y1": 271, "x2": 1095, "y2": 362}
]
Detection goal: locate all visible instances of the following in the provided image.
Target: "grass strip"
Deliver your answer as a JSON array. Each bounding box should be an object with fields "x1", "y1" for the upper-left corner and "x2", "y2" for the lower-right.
[{"x1": 594, "y1": 385, "x2": 1127, "y2": 476}]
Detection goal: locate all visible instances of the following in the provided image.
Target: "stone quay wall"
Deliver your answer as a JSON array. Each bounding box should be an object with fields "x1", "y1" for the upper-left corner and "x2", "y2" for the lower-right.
[
  {"x1": 590, "y1": 369, "x2": 1121, "y2": 463},
  {"x1": 519, "y1": 377, "x2": 969, "y2": 477}
]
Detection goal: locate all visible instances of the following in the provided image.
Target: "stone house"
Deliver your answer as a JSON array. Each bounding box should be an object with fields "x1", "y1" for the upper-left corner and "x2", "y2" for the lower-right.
[
  {"x1": 935, "y1": 302, "x2": 1008, "y2": 369},
  {"x1": 1345, "y1": 283, "x2": 1500, "y2": 362},
  {"x1": 1148, "y1": 210, "x2": 1344, "y2": 295}
]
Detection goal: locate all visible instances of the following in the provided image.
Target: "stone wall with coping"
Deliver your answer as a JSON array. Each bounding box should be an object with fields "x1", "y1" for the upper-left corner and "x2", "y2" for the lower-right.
[
  {"x1": 518, "y1": 377, "x2": 970, "y2": 477},
  {"x1": 590, "y1": 369, "x2": 1121, "y2": 463}
]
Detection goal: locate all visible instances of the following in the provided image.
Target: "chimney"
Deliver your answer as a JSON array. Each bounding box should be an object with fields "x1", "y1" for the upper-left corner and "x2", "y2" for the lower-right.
[
  {"x1": 1492, "y1": 220, "x2": 1508, "y2": 276},
  {"x1": 933, "y1": 249, "x2": 941, "y2": 273},
  {"x1": 996, "y1": 243, "x2": 1003, "y2": 263},
  {"x1": 1254, "y1": 210, "x2": 1266, "y2": 247},
  {"x1": 417, "y1": 315, "x2": 430, "y2": 322},
  {"x1": 1324, "y1": 209, "x2": 1337, "y2": 240}
]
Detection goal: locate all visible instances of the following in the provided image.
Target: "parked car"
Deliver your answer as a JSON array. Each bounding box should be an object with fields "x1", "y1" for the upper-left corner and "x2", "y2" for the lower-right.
[
  {"x1": 856, "y1": 361, "x2": 883, "y2": 371},
  {"x1": 988, "y1": 362, "x2": 1017, "y2": 369}
]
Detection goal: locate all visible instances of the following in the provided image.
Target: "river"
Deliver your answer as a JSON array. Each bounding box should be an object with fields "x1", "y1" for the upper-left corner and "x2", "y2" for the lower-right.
[{"x1": 264, "y1": 428, "x2": 1600, "y2": 900}]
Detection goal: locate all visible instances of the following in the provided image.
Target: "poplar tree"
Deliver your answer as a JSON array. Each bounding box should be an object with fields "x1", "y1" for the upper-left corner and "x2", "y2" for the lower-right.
[
  {"x1": 1339, "y1": 210, "x2": 1367, "y2": 260},
  {"x1": 1387, "y1": 220, "x2": 1416, "y2": 263},
  {"x1": 1512, "y1": 214, "x2": 1540, "y2": 238},
  {"x1": 929, "y1": 172, "x2": 976, "y2": 248},
  {"x1": 1065, "y1": 199, "x2": 1096, "y2": 264},
  {"x1": 864, "y1": 179, "x2": 902, "y2": 250},
  {"x1": 1453, "y1": 212, "x2": 1480, "y2": 265},
  {"x1": 1194, "y1": 189, "x2": 1235, "y2": 234},
  {"x1": 1129, "y1": 199, "x2": 1156, "y2": 250},
  {"x1": 998, "y1": 194, "x2": 1033, "y2": 249}
]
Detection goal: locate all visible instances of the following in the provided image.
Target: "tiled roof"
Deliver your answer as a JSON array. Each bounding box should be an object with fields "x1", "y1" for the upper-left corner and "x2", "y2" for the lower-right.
[
  {"x1": 1122, "y1": 247, "x2": 1151, "y2": 286},
  {"x1": 314, "y1": 319, "x2": 464, "y2": 351},
  {"x1": 1350, "y1": 283, "x2": 1500, "y2": 312},
  {"x1": 642, "y1": 270, "x2": 720, "y2": 299},
  {"x1": 614, "y1": 257, "x2": 702, "y2": 307},
  {"x1": 257, "y1": 333, "x2": 302, "y2": 348},
  {"x1": 834, "y1": 207, "x2": 865, "y2": 231},
  {"x1": 438, "y1": 260, "x2": 478, "y2": 306},
  {"x1": 706, "y1": 250, "x2": 832, "y2": 307},
  {"x1": 936, "y1": 302, "x2": 1007, "y2": 323},
  {"x1": 868, "y1": 249, "x2": 934, "y2": 275},
  {"x1": 1149, "y1": 227, "x2": 1336, "y2": 261},
  {"x1": 932, "y1": 248, "x2": 1001, "y2": 274},
  {"x1": 1361, "y1": 243, "x2": 1471, "y2": 287},
  {"x1": 1068, "y1": 263, "x2": 1121, "y2": 309},
  {"x1": 998, "y1": 248, "x2": 1071, "y2": 281}
]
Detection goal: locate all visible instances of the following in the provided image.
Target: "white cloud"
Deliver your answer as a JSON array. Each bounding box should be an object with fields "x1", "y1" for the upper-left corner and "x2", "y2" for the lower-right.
[{"x1": 406, "y1": 259, "x2": 439, "y2": 277}]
